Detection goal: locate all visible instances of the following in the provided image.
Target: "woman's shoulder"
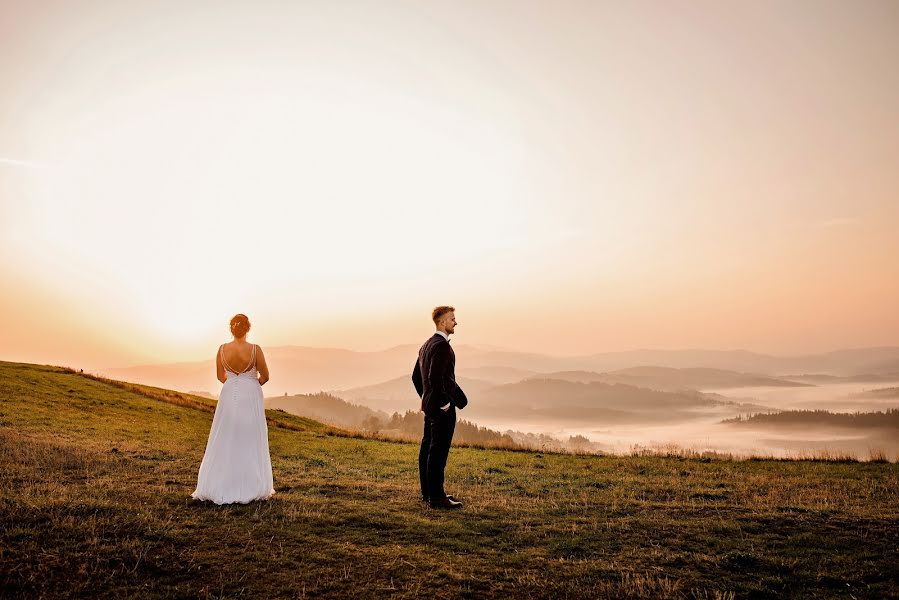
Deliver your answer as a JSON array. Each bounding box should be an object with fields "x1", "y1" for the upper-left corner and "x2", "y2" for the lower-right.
[
  {"x1": 220, "y1": 341, "x2": 260, "y2": 350},
  {"x1": 219, "y1": 340, "x2": 262, "y2": 349}
]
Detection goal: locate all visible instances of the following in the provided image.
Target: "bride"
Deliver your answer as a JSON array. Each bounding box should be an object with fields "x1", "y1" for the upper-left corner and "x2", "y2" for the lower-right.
[{"x1": 191, "y1": 314, "x2": 275, "y2": 504}]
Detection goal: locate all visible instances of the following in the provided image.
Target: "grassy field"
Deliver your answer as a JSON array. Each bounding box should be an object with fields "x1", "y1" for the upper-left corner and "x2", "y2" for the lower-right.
[{"x1": 1, "y1": 360, "x2": 898, "y2": 599}]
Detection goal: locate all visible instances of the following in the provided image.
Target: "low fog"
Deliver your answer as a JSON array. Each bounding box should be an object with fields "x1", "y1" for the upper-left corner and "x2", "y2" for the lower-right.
[
  {"x1": 102, "y1": 346, "x2": 899, "y2": 461},
  {"x1": 473, "y1": 381, "x2": 899, "y2": 459}
]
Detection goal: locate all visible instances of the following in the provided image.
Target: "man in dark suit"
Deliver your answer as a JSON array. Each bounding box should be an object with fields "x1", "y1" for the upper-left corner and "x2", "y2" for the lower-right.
[{"x1": 412, "y1": 305, "x2": 468, "y2": 509}]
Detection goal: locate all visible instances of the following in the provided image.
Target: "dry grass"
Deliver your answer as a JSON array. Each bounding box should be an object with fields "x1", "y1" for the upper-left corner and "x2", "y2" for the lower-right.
[
  {"x1": 2, "y1": 359, "x2": 898, "y2": 599},
  {"x1": 629, "y1": 442, "x2": 899, "y2": 464},
  {"x1": 868, "y1": 447, "x2": 892, "y2": 463}
]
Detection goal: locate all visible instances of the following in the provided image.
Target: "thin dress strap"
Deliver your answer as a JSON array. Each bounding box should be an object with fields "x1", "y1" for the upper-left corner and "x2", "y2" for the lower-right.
[
  {"x1": 248, "y1": 344, "x2": 257, "y2": 372},
  {"x1": 220, "y1": 344, "x2": 237, "y2": 375}
]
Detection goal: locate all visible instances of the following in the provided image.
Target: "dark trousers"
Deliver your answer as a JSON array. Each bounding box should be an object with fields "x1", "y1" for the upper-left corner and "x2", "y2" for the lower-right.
[{"x1": 418, "y1": 407, "x2": 456, "y2": 500}]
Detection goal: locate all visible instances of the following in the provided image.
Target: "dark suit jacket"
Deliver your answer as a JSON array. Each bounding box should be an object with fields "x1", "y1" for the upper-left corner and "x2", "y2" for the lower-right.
[{"x1": 412, "y1": 333, "x2": 469, "y2": 416}]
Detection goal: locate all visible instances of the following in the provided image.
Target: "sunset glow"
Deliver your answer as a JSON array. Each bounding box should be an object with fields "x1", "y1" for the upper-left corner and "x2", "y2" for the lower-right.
[{"x1": 2, "y1": 0, "x2": 897, "y2": 371}]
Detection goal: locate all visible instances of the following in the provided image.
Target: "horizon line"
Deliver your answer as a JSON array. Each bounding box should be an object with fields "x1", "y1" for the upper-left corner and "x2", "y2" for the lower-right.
[{"x1": 91, "y1": 342, "x2": 899, "y2": 372}]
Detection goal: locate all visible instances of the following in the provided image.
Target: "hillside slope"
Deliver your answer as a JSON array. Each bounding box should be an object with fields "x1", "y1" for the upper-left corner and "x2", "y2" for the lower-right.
[
  {"x1": 1, "y1": 360, "x2": 898, "y2": 599},
  {"x1": 266, "y1": 391, "x2": 391, "y2": 428}
]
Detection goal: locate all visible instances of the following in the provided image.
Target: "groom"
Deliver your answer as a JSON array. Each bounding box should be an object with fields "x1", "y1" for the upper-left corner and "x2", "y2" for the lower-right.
[{"x1": 412, "y1": 305, "x2": 468, "y2": 509}]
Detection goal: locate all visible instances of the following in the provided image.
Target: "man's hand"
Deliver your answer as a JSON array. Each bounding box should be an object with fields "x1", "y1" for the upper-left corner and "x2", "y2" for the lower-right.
[{"x1": 412, "y1": 359, "x2": 424, "y2": 397}]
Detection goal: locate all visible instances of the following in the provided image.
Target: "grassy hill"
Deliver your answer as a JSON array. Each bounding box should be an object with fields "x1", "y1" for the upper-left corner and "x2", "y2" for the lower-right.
[
  {"x1": 266, "y1": 391, "x2": 391, "y2": 429},
  {"x1": 1, "y1": 360, "x2": 898, "y2": 599}
]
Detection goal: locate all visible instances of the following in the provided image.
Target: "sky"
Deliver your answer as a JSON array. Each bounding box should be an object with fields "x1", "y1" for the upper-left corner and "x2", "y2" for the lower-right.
[{"x1": 1, "y1": 0, "x2": 898, "y2": 370}]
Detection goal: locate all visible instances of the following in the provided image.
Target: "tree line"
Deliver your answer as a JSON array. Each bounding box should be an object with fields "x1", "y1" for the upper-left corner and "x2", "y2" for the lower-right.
[{"x1": 723, "y1": 408, "x2": 899, "y2": 428}]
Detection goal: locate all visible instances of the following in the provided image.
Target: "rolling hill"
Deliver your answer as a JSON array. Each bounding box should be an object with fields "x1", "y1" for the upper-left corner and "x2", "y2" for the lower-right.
[
  {"x1": 456, "y1": 365, "x2": 539, "y2": 384},
  {"x1": 579, "y1": 347, "x2": 899, "y2": 377},
  {"x1": 464, "y1": 378, "x2": 772, "y2": 425},
  {"x1": 265, "y1": 392, "x2": 390, "y2": 429},
  {"x1": 1, "y1": 359, "x2": 898, "y2": 598},
  {"x1": 334, "y1": 366, "x2": 797, "y2": 419},
  {"x1": 533, "y1": 367, "x2": 812, "y2": 390},
  {"x1": 334, "y1": 373, "x2": 498, "y2": 413},
  {"x1": 97, "y1": 345, "x2": 899, "y2": 398}
]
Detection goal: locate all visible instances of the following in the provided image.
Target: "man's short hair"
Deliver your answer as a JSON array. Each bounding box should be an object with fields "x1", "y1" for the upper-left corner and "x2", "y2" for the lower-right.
[{"x1": 432, "y1": 305, "x2": 455, "y2": 326}]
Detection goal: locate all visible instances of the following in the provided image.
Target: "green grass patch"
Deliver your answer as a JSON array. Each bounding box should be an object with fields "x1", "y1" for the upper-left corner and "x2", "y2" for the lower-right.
[{"x1": 1, "y1": 360, "x2": 897, "y2": 598}]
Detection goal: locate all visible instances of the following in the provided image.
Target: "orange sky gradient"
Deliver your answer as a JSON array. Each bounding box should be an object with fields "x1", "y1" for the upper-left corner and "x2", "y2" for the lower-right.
[{"x1": 1, "y1": 0, "x2": 898, "y2": 371}]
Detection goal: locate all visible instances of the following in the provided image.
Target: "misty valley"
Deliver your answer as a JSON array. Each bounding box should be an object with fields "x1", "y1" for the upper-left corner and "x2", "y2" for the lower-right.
[{"x1": 103, "y1": 345, "x2": 899, "y2": 460}]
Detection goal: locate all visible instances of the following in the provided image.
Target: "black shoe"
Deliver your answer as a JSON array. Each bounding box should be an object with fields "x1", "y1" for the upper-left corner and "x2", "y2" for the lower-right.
[
  {"x1": 422, "y1": 494, "x2": 456, "y2": 503},
  {"x1": 428, "y1": 497, "x2": 463, "y2": 509}
]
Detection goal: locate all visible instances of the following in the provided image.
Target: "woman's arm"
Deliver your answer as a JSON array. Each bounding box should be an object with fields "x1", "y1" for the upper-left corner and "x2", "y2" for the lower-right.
[
  {"x1": 215, "y1": 345, "x2": 226, "y2": 383},
  {"x1": 256, "y1": 345, "x2": 270, "y2": 386}
]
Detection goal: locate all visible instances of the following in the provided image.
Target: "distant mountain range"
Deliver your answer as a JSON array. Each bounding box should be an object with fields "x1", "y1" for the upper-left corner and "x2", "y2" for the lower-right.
[
  {"x1": 462, "y1": 378, "x2": 771, "y2": 426},
  {"x1": 101, "y1": 344, "x2": 422, "y2": 398},
  {"x1": 456, "y1": 365, "x2": 538, "y2": 384},
  {"x1": 572, "y1": 347, "x2": 899, "y2": 376},
  {"x1": 335, "y1": 366, "x2": 802, "y2": 414},
  {"x1": 99, "y1": 344, "x2": 899, "y2": 398},
  {"x1": 263, "y1": 376, "x2": 774, "y2": 436},
  {"x1": 335, "y1": 374, "x2": 498, "y2": 413},
  {"x1": 339, "y1": 375, "x2": 773, "y2": 426},
  {"x1": 528, "y1": 367, "x2": 811, "y2": 390}
]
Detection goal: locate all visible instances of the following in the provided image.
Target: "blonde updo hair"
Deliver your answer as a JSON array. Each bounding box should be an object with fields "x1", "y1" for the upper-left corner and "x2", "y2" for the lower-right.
[{"x1": 230, "y1": 314, "x2": 251, "y2": 338}]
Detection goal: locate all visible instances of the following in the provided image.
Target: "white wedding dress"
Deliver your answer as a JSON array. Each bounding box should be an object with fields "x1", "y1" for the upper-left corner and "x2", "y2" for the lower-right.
[{"x1": 191, "y1": 343, "x2": 275, "y2": 504}]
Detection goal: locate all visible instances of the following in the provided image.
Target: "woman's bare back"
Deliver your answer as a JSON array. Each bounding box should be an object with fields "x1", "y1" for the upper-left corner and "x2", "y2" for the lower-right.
[
  {"x1": 221, "y1": 341, "x2": 256, "y2": 373},
  {"x1": 216, "y1": 340, "x2": 270, "y2": 385}
]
